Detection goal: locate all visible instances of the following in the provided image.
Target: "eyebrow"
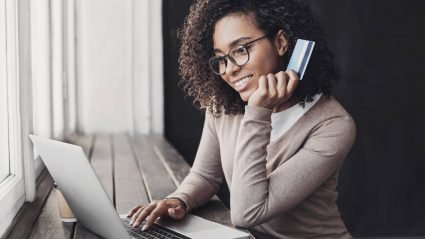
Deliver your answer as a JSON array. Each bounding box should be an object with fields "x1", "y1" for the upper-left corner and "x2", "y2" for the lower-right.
[{"x1": 213, "y1": 37, "x2": 252, "y2": 53}]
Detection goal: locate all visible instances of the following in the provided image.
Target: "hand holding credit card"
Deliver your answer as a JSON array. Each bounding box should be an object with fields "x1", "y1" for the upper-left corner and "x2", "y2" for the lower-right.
[{"x1": 286, "y1": 39, "x2": 315, "y2": 80}]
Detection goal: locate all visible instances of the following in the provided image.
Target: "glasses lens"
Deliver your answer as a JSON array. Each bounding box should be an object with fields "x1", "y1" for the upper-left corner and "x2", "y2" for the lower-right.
[
  {"x1": 209, "y1": 57, "x2": 226, "y2": 75},
  {"x1": 230, "y1": 45, "x2": 249, "y2": 66},
  {"x1": 209, "y1": 45, "x2": 250, "y2": 75}
]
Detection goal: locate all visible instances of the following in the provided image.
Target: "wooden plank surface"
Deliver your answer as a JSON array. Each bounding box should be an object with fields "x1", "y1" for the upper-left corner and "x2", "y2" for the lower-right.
[
  {"x1": 29, "y1": 190, "x2": 74, "y2": 239},
  {"x1": 113, "y1": 134, "x2": 149, "y2": 214},
  {"x1": 3, "y1": 171, "x2": 55, "y2": 239},
  {"x1": 148, "y1": 135, "x2": 191, "y2": 185},
  {"x1": 73, "y1": 224, "x2": 101, "y2": 239},
  {"x1": 72, "y1": 135, "x2": 95, "y2": 161},
  {"x1": 192, "y1": 196, "x2": 233, "y2": 227},
  {"x1": 89, "y1": 135, "x2": 113, "y2": 201},
  {"x1": 131, "y1": 135, "x2": 177, "y2": 200}
]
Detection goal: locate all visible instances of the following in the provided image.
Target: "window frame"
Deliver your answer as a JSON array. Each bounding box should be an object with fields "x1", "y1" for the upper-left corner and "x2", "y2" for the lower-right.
[
  {"x1": 0, "y1": 0, "x2": 26, "y2": 236},
  {"x1": 0, "y1": 0, "x2": 9, "y2": 183},
  {"x1": 1, "y1": 0, "x2": 78, "y2": 235}
]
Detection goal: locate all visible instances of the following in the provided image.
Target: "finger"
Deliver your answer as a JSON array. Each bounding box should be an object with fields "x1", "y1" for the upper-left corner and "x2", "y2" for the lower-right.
[
  {"x1": 275, "y1": 71, "x2": 288, "y2": 97},
  {"x1": 286, "y1": 69, "x2": 300, "y2": 97},
  {"x1": 168, "y1": 205, "x2": 186, "y2": 220},
  {"x1": 258, "y1": 75, "x2": 268, "y2": 92},
  {"x1": 248, "y1": 75, "x2": 268, "y2": 106},
  {"x1": 142, "y1": 207, "x2": 164, "y2": 231},
  {"x1": 127, "y1": 205, "x2": 142, "y2": 218},
  {"x1": 130, "y1": 205, "x2": 147, "y2": 224},
  {"x1": 275, "y1": 71, "x2": 285, "y2": 91},
  {"x1": 266, "y1": 73, "x2": 277, "y2": 96},
  {"x1": 133, "y1": 204, "x2": 156, "y2": 227}
]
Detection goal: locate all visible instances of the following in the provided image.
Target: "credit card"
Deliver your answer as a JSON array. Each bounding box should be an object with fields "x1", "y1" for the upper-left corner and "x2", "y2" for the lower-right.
[{"x1": 286, "y1": 39, "x2": 315, "y2": 80}]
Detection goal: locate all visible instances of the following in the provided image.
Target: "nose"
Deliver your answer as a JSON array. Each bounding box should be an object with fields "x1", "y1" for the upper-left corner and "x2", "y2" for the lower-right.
[{"x1": 224, "y1": 57, "x2": 241, "y2": 76}]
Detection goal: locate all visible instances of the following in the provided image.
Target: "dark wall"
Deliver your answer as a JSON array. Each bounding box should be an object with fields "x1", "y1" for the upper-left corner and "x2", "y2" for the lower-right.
[
  {"x1": 162, "y1": 0, "x2": 425, "y2": 237},
  {"x1": 305, "y1": 1, "x2": 425, "y2": 236},
  {"x1": 163, "y1": 0, "x2": 204, "y2": 165}
]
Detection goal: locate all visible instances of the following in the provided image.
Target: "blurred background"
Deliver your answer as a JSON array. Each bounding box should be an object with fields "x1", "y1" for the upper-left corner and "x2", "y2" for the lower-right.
[{"x1": 1, "y1": 0, "x2": 424, "y2": 238}]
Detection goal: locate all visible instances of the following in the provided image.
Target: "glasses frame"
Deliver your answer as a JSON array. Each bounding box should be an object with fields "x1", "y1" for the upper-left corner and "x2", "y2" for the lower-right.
[{"x1": 209, "y1": 35, "x2": 268, "y2": 75}]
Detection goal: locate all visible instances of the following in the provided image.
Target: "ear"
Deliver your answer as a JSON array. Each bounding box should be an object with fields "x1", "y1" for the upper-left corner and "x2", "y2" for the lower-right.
[{"x1": 275, "y1": 30, "x2": 288, "y2": 56}]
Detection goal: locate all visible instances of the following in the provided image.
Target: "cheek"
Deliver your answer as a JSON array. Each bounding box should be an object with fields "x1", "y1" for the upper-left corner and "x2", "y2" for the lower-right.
[
  {"x1": 221, "y1": 76, "x2": 232, "y2": 87},
  {"x1": 239, "y1": 77, "x2": 260, "y2": 101},
  {"x1": 248, "y1": 49, "x2": 281, "y2": 74}
]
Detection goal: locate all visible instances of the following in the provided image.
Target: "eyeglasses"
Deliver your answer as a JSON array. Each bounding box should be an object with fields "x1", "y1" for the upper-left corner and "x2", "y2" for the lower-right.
[{"x1": 209, "y1": 35, "x2": 268, "y2": 75}]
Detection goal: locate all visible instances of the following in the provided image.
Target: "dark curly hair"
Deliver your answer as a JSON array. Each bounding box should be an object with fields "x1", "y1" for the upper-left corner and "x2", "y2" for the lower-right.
[{"x1": 178, "y1": 0, "x2": 339, "y2": 115}]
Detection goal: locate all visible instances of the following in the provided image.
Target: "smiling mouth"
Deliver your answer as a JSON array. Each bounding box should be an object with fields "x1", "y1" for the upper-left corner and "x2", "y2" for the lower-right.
[{"x1": 234, "y1": 75, "x2": 253, "y2": 87}]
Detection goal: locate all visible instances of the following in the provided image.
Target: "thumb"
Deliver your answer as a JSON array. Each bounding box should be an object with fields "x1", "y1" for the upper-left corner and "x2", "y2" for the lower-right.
[{"x1": 168, "y1": 206, "x2": 186, "y2": 220}]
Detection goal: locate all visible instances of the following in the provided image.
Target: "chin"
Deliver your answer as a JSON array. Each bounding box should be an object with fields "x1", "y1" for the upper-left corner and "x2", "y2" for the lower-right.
[{"x1": 239, "y1": 91, "x2": 252, "y2": 102}]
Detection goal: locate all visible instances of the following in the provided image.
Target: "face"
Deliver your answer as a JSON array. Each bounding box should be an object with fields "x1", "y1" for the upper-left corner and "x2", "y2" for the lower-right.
[{"x1": 212, "y1": 13, "x2": 287, "y2": 101}]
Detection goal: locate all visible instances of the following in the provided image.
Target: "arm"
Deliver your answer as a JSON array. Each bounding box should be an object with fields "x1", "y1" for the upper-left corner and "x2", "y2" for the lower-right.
[
  {"x1": 230, "y1": 105, "x2": 356, "y2": 227},
  {"x1": 167, "y1": 111, "x2": 224, "y2": 213},
  {"x1": 129, "y1": 112, "x2": 224, "y2": 230}
]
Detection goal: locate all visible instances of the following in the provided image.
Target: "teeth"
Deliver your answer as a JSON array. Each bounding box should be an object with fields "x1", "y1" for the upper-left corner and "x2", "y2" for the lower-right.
[{"x1": 234, "y1": 76, "x2": 252, "y2": 87}]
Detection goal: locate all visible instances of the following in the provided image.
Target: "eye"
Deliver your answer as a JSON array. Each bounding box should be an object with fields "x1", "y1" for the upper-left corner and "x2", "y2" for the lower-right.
[{"x1": 231, "y1": 45, "x2": 249, "y2": 57}]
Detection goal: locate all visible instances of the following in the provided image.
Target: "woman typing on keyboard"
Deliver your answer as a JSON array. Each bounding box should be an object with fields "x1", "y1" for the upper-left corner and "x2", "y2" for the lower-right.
[{"x1": 128, "y1": 0, "x2": 356, "y2": 238}]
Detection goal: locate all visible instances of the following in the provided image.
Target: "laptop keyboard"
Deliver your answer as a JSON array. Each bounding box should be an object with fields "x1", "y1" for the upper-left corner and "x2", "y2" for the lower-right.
[{"x1": 121, "y1": 218, "x2": 191, "y2": 239}]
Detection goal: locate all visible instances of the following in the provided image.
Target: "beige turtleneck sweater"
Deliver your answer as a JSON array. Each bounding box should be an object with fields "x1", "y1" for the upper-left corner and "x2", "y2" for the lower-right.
[{"x1": 168, "y1": 95, "x2": 356, "y2": 239}]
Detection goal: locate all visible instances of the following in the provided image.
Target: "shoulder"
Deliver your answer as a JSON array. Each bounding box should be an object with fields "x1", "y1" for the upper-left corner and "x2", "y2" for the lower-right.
[
  {"x1": 302, "y1": 95, "x2": 356, "y2": 157},
  {"x1": 315, "y1": 95, "x2": 353, "y2": 117},
  {"x1": 307, "y1": 95, "x2": 356, "y2": 131}
]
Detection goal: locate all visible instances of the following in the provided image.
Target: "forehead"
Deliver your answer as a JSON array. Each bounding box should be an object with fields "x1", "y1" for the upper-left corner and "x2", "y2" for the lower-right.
[{"x1": 213, "y1": 13, "x2": 264, "y2": 51}]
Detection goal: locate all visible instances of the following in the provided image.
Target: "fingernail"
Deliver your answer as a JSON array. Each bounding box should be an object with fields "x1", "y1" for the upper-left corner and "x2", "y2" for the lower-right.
[
  {"x1": 130, "y1": 220, "x2": 134, "y2": 225},
  {"x1": 170, "y1": 208, "x2": 175, "y2": 214},
  {"x1": 142, "y1": 225, "x2": 148, "y2": 231}
]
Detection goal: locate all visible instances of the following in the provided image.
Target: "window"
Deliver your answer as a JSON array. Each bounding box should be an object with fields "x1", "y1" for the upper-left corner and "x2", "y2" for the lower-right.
[
  {"x1": 0, "y1": 87, "x2": 9, "y2": 183},
  {"x1": 0, "y1": 0, "x2": 9, "y2": 183},
  {"x1": 0, "y1": 0, "x2": 28, "y2": 236},
  {"x1": 1, "y1": 0, "x2": 77, "y2": 236}
]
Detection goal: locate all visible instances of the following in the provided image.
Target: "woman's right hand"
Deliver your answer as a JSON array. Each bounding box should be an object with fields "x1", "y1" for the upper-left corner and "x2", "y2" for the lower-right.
[
  {"x1": 247, "y1": 70, "x2": 299, "y2": 109},
  {"x1": 127, "y1": 198, "x2": 187, "y2": 230}
]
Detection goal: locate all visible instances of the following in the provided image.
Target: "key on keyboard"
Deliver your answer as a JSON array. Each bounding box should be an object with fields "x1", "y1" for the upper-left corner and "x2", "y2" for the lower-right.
[{"x1": 121, "y1": 217, "x2": 191, "y2": 239}]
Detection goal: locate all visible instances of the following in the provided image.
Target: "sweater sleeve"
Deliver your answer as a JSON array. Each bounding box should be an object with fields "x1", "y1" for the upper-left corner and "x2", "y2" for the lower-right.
[
  {"x1": 166, "y1": 111, "x2": 223, "y2": 213},
  {"x1": 230, "y1": 105, "x2": 356, "y2": 228}
]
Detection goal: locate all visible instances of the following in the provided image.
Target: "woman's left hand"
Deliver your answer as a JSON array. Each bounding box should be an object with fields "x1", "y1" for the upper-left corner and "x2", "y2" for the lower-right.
[{"x1": 247, "y1": 70, "x2": 299, "y2": 109}]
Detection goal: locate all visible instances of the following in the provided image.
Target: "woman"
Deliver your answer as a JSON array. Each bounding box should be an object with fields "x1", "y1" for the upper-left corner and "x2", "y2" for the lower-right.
[{"x1": 128, "y1": 0, "x2": 356, "y2": 238}]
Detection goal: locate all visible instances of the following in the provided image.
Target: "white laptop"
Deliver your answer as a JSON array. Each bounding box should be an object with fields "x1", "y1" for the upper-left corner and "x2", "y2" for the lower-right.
[{"x1": 29, "y1": 135, "x2": 250, "y2": 239}]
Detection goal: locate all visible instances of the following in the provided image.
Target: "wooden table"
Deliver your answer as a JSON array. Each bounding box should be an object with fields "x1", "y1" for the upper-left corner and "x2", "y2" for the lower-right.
[{"x1": 5, "y1": 134, "x2": 252, "y2": 239}]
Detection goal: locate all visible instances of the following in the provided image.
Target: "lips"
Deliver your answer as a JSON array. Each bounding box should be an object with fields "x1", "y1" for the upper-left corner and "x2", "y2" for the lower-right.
[{"x1": 232, "y1": 75, "x2": 253, "y2": 92}]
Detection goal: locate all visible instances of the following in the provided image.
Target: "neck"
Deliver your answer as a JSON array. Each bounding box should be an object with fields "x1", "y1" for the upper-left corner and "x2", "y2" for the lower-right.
[{"x1": 272, "y1": 98, "x2": 298, "y2": 113}]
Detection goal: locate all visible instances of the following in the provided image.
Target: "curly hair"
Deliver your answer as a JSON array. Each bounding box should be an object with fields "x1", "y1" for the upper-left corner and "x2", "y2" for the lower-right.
[{"x1": 178, "y1": 0, "x2": 339, "y2": 115}]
